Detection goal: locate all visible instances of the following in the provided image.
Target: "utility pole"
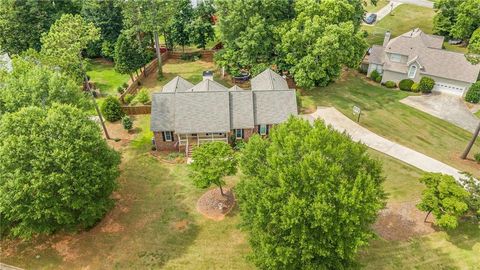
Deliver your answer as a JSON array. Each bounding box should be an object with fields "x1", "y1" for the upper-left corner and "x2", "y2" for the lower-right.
[
  {"x1": 78, "y1": 52, "x2": 110, "y2": 140},
  {"x1": 460, "y1": 122, "x2": 480, "y2": 159}
]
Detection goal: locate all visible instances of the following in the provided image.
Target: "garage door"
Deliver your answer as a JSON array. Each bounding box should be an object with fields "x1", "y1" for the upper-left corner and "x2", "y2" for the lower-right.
[{"x1": 433, "y1": 82, "x2": 465, "y2": 96}]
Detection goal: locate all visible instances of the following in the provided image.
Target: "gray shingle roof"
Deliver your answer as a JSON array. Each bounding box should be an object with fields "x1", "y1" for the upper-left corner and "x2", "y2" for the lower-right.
[
  {"x1": 251, "y1": 69, "x2": 289, "y2": 90},
  {"x1": 151, "y1": 93, "x2": 175, "y2": 131},
  {"x1": 150, "y1": 69, "x2": 298, "y2": 133},
  {"x1": 230, "y1": 91, "x2": 254, "y2": 129},
  {"x1": 174, "y1": 92, "x2": 230, "y2": 133},
  {"x1": 380, "y1": 29, "x2": 480, "y2": 83},
  {"x1": 254, "y1": 90, "x2": 297, "y2": 125},
  {"x1": 368, "y1": 45, "x2": 385, "y2": 65},
  {"x1": 162, "y1": 76, "x2": 194, "y2": 92}
]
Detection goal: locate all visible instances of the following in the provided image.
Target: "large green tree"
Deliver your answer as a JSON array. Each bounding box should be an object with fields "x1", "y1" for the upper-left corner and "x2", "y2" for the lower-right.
[
  {"x1": 81, "y1": 0, "x2": 124, "y2": 59},
  {"x1": 237, "y1": 117, "x2": 386, "y2": 269},
  {"x1": 214, "y1": 0, "x2": 294, "y2": 75},
  {"x1": 189, "y1": 142, "x2": 237, "y2": 196},
  {"x1": 278, "y1": 0, "x2": 367, "y2": 88},
  {"x1": 433, "y1": 0, "x2": 480, "y2": 40},
  {"x1": 0, "y1": 56, "x2": 89, "y2": 115},
  {"x1": 0, "y1": 0, "x2": 80, "y2": 55},
  {"x1": 169, "y1": 0, "x2": 194, "y2": 52},
  {"x1": 190, "y1": 0, "x2": 216, "y2": 50},
  {"x1": 417, "y1": 173, "x2": 469, "y2": 229},
  {"x1": 466, "y1": 28, "x2": 480, "y2": 64},
  {"x1": 114, "y1": 32, "x2": 145, "y2": 82},
  {"x1": 41, "y1": 14, "x2": 100, "y2": 82},
  {"x1": 0, "y1": 104, "x2": 120, "y2": 239}
]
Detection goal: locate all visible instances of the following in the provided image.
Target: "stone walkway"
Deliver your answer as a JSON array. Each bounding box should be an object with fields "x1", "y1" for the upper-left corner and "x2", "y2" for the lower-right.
[{"x1": 302, "y1": 107, "x2": 464, "y2": 181}]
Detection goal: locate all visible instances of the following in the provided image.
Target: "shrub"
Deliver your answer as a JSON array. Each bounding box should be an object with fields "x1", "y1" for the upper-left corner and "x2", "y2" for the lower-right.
[
  {"x1": 418, "y1": 77, "x2": 435, "y2": 93},
  {"x1": 135, "y1": 89, "x2": 150, "y2": 104},
  {"x1": 375, "y1": 76, "x2": 382, "y2": 83},
  {"x1": 117, "y1": 86, "x2": 124, "y2": 94},
  {"x1": 122, "y1": 116, "x2": 133, "y2": 131},
  {"x1": 399, "y1": 79, "x2": 414, "y2": 91},
  {"x1": 384, "y1": 81, "x2": 396, "y2": 88},
  {"x1": 465, "y1": 82, "x2": 480, "y2": 104},
  {"x1": 124, "y1": 94, "x2": 134, "y2": 104},
  {"x1": 180, "y1": 52, "x2": 202, "y2": 61},
  {"x1": 101, "y1": 96, "x2": 124, "y2": 122},
  {"x1": 370, "y1": 70, "x2": 380, "y2": 81},
  {"x1": 411, "y1": 83, "x2": 420, "y2": 92},
  {"x1": 122, "y1": 82, "x2": 129, "y2": 88},
  {"x1": 475, "y1": 153, "x2": 480, "y2": 163}
]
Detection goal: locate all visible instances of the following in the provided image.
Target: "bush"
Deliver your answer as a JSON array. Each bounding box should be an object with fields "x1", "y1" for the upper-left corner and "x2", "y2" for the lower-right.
[
  {"x1": 124, "y1": 94, "x2": 134, "y2": 104},
  {"x1": 465, "y1": 82, "x2": 480, "y2": 104},
  {"x1": 122, "y1": 116, "x2": 133, "y2": 131},
  {"x1": 411, "y1": 83, "x2": 420, "y2": 92},
  {"x1": 117, "y1": 86, "x2": 124, "y2": 94},
  {"x1": 101, "y1": 96, "x2": 124, "y2": 122},
  {"x1": 375, "y1": 76, "x2": 382, "y2": 83},
  {"x1": 399, "y1": 79, "x2": 414, "y2": 91},
  {"x1": 475, "y1": 153, "x2": 480, "y2": 163},
  {"x1": 370, "y1": 70, "x2": 380, "y2": 81},
  {"x1": 122, "y1": 82, "x2": 129, "y2": 88},
  {"x1": 135, "y1": 89, "x2": 150, "y2": 104},
  {"x1": 180, "y1": 52, "x2": 202, "y2": 61},
  {"x1": 418, "y1": 77, "x2": 435, "y2": 93},
  {"x1": 384, "y1": 81, "x2": 396, "y2": 88}
]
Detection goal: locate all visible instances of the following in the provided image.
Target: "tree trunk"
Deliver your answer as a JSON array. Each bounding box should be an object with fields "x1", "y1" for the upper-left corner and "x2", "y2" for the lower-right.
[
  {"x1": 135, "y1": 70, "x2": 139, "y2": 77},
  {"x1": 424, "y1": 210, "x2": 432, "y2": 223},
  {"x1": 182, "y1": 45, "x2": 185, "y2": 53},
  {"x1": 154, "y1": 31, "x2": 163, "y2": 77},
  {"x1": 129, "y1": 73, "x2": 134, "y2": 83},
  {"x1": 461, "y1": 122, "x2": 480, "y2": 159},
  {"x1": 219, "y1": 184, "x2": 224, "y2": 196}
]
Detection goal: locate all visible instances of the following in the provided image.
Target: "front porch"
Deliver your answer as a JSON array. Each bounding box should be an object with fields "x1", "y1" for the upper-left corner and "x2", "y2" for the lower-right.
[{"x1": 177, "y1": 133, "x2": 229, "y2": 158}]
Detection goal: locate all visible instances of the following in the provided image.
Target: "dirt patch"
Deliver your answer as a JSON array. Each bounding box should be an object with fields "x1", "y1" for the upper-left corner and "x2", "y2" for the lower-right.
[
  {"x1": 373, "y1": 201, "x2": 435, "y2": 241},
  {"x1": 196, "y1": 188, "x2": 236, "y2": 221},
  {"x1": 52, "y1": 236, "x2": 80, "y2": 261},
  {"x1": 103, "y1": 117, "x2": 139, "y2": 151},
  {"x1": 172, "y1": 220, "x2": 189, "y2": 231}
]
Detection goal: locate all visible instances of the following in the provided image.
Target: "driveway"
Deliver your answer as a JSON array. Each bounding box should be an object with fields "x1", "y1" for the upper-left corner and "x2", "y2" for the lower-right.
[
  {"x1": 400, "y1": 93, "x2": 480, "y2": 134},
  {"x1": 302, "y1": 107, "x2": 465, "y2": 181}
]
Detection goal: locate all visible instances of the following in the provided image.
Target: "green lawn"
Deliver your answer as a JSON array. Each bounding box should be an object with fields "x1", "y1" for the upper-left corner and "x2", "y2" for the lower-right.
[
  {"x1": 87, "y1": 58, "x2": 130, "y2": 97},
  {"x1": 363, "y1": 4, "x2": 435, "y2": 45},
  {"x1": 475, "y1": 109, "x2": 480, "y2": 118},
  {"x1": 300, "y1": 71, "x2": 480, "y2": 178},
  {"x1": 364, "y1": 0, "x2": 389, "y2": 13}
]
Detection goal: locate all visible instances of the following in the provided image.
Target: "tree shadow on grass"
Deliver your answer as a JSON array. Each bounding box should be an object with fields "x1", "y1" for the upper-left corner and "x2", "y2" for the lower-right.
[{"x1": 445, "y1": 219, "x2": 480, "y2": 251}]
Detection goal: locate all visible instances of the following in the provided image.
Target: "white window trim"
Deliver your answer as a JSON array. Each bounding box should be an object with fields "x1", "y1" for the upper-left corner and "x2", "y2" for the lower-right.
[
  {"x1": 235, "y1": 129, "x2": 243, "y2": 139},
  {"x1": 259, "y1": 125, "x2": 267, "y2": 135},
  {"x1": 408, "y1": 65, "x2": 417, "y2": 79},
  {"x1": 390, "y1": 53, "x2": 402, "y2": 63},
  {"x1": 164, "y1": 131, "x2": 173, "y2": 142}
]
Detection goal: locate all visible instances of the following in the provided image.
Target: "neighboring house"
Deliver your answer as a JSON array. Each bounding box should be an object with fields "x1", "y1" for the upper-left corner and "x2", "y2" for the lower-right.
[
  {"x1": 150, "y1": 69, "x2": 298, "y2": 155},
  {"x1": 0, "y1": 53, "x2": 12, "y2": 73},
  {"x1": 367, "y1": 28, "x2": 480, "y2": 96}
]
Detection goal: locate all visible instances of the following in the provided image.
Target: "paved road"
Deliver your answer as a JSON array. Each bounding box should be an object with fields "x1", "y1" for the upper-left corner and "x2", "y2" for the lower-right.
[
  {"x1": 302, "y1": 107, "x2": 465, "y2": 181},
  {"x1": 395, "y1": 0, "x2": 433, "y2": 8},
  {"x1": 401, "y1": 93, "x2": 480, "y2": 134}
]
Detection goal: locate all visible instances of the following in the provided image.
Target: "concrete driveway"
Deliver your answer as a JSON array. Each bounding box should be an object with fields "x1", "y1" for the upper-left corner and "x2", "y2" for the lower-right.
[
  {"x1": 395, "y1": 0, "x2": 433, "y2": 8},
  {"x1": 400, "y1": 93, "x2": 480, "y2": 133}
]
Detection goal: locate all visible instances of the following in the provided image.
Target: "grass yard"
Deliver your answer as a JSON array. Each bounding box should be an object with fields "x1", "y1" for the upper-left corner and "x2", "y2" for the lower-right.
[
  {"x1": 300, "y1": 71, "x2": 480, "y2": 178},
  {"x1": 363, "y1": 4, "x2": 435, "y2": 45},
  {"x1": 475, "y1": 109, "x2": 480, "y2": 118},
  {"x1": 364, "y1": 0, "x2": 389, "y2": 13},
  {"x1": 87, "y1": 58, "x2": 130, "y2": 97}
]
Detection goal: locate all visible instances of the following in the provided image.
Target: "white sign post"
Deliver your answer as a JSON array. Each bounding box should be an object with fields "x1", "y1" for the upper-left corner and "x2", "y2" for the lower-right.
[{"x1": 353, "y1": 105, "x2": 361, "y2": 123}]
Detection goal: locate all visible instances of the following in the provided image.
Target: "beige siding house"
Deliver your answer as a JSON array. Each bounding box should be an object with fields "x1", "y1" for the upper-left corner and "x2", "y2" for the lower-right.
[{"x1": 367, "y1": 29, "x2": 480, "y2": 96}]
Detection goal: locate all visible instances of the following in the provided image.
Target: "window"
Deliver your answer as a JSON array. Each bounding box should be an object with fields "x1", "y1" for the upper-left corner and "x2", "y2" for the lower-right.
[
  {"x1": 259, "y1": 125, "x2": 267, "y2": 135},
  {"x1": 163, "y1": 131, "x2": 173, "y2": 142},
  {"x1": 408, "y1": 65, "x2": 417, "y2": 78},
  {"x1": 390, "y1": 53, "x2": 402, "y2": 62},
  {"x1": 235, "y1": 129, "x2": 243, "y2": 139}
]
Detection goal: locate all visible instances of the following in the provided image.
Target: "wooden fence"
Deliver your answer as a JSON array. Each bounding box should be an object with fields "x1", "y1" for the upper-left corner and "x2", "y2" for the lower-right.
[
  {"x1": 121, "y1": 105, "x2": 151, "y2": 115},
  {"x1": 168, "y1": 50, "x2": 215, "y2": 61}
]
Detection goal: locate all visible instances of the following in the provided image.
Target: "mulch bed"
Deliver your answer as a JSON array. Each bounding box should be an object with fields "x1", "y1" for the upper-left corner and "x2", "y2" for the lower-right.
[{"x1": 196, "y1": 188, "x2": 236, "y2": 221}]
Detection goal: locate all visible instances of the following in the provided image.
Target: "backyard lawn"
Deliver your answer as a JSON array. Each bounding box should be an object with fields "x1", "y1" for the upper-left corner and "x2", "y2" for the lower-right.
[
  {"x1": 364, "y1": 0, "x2": 389, "y2": 13},
  {"x1": 300, "y1": 71, "x2": 480, "y2": 178},
  {"x1": 86, "y1": 58, "x2": 130, "y2": 97}
]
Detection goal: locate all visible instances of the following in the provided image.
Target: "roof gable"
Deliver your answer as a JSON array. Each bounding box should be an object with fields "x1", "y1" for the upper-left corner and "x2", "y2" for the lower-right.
[
  {"x1": 162, "y1": 76, "x2": 194, "y2": 92},
  {"x1": 186, "y1": 79, "x2": 228, "y2": 92},
  {"x1": 251, "y1": 69, "x2": 289, "y2": 90}
]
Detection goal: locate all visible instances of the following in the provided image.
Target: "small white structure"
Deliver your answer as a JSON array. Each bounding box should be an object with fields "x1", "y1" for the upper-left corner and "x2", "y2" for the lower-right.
[{"x1": 0, "y1": 53, "x2": 13, "y2": 73}]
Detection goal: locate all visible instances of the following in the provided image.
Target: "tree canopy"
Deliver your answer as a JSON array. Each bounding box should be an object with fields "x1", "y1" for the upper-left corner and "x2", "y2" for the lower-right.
[
  {"x1": 81, "y1": 0, "x2": 124, "y2": 59},
  {"x1": 114, "y1": 31, "x2": 145, "y2": 80},
  {"x1": 189, "y1": 0, "x2": 216, "y2": 50},
  {"x1": 169, "y1": 0, "x2": 194, "y2": 52},
  {"x1": 0, "y1": 0, "x2": 80, "y2": 55},
  {"x1": 0, "y1": 56, "x2": 89, "y2": 115},
  {"x1": 467, "y1": 28, "x2": 480, "y2": 64},
  {"x1": 189, "y1": 142, "x2": 237, "y2": 196},
  {"x1": 278, "y1": 0, "x2": 367, "y2": 88},
  {"x1": 417, "y1": 173, "x2": 470, "y2": 229},
  {"x1": 0, "y1": 104, "x2": 120, "y2": 239},
  {"x1": 41, "y1": 14, "x2": 100, "y2": 82},
  {"x1": 433, "y1": 0, "x2": 480, "y2": 40},
  {"x1": 237, "y1": 117, "x2": 386, "y2": 269}
]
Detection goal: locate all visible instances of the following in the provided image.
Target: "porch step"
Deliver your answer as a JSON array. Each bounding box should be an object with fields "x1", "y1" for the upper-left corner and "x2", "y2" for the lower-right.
[{"x1": 186, "y1": 144, "x2": 197, "y2": 158}]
